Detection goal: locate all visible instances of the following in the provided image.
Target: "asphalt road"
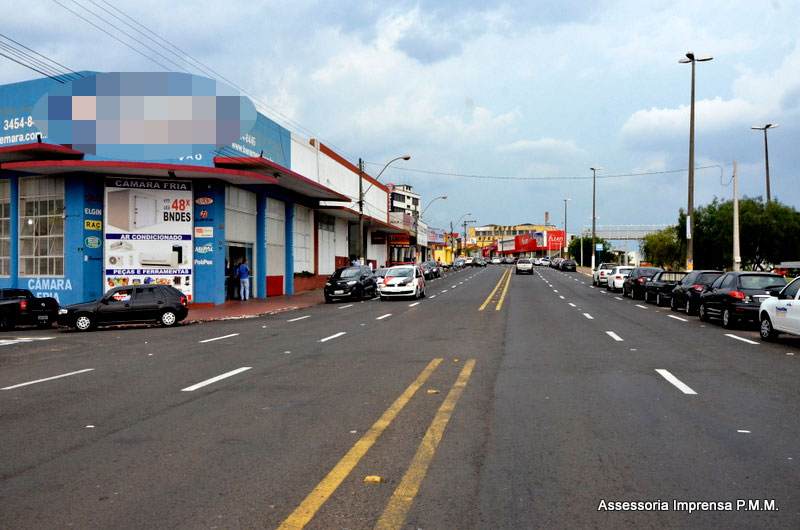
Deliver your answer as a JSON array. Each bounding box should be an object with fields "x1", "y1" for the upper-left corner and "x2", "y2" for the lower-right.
[{"x1": 1, "y1": 265, "x2": 799, "y2": 529}]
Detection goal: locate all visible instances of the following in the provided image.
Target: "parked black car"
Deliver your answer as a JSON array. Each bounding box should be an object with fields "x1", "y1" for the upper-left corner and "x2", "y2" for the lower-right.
[
  {"x1": 420, "y1": 261, "x2": 440, "y2": 280},
  {"x1": 57, "y1": 285, "x2": 189, "y2": 331},
  {"x1": 698, "y1": 271, "x2": 787, "y2": 328},
  {"x1": 560, "y1": 259, "x2": 577, "y2": 272},
  {"x1": 0, "y1": 289, "x2": 59, "y2": 330},
  {"x1": 644, "y1": 271, "x2": 687, "y2": 306},
  {"x1": 623, "y1": 267, "x2": 664, "y2": 300},
  {"x1": 324, "y1": 265, "x2": 377, "y2": 303},
  {"x1": 670, "y1": 270, "x2": 723, "y2": 315}
]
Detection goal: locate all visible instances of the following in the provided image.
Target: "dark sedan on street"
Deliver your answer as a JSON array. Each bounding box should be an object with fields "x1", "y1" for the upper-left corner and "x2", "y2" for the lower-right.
[
  {"x1": 324, "y1": 265, "x2": 377, "y2": 303},
  {"x1": 622, "y1": 267, "x2": 664, "y2": 300},
  {"x1": 644, "y1": 270, "x2": 687, "y2": 306},
  {"x1": 698, "y1": 271, "x2": 787, "y2": 328},
  {"x1": 57, "y1": 285, "x2": 189, "y2": 331},
  {"x1": 560, "y1": 259, "x2": 577, "y2": 272},
  {"x1": 670, "y1": 270, "x2": 723, "y2": 315}
]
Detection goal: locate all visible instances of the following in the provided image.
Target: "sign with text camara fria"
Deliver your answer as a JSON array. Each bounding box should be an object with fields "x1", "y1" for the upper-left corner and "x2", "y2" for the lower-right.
[{"x1": 103, "y1": 178, "x2": 194, "y2": 300}]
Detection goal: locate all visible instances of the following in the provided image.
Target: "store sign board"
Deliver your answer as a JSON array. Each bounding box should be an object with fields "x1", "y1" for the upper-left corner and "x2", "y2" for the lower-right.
[
  {"x1": 195, "y1": 226, "x2": 213, "y2": 238},
  {"x1": 389, "y1": 234, "x2": 410, "y2": 245},
  {"x1": 103, "y1": 177, "x2": 194, "y2": 300}
]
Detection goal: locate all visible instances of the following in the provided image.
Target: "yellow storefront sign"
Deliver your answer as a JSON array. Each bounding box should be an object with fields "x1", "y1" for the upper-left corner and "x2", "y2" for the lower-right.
[{"x1": 85, "y1": 220, "x2": 102, "y2": 230}]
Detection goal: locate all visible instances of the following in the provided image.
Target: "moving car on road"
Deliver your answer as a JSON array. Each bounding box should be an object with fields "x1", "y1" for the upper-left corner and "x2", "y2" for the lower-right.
[
  {"x1": 644, "y1": 270, "x2": 688, "y2": 306},
  {"x1": 759, "y1": 277, "x2": 800, "y2": 341},
  {"x1": 57, "y1": 285, "x2": 188, "y2": 331},
  {"x1": 379, "y1": 265, "x2": 425, "y2": 300},
  {"x1": 515, "y1": 258, "x2": 534, "y2": 275},
  {"x1": 698, "y1": 271, "x2": 787, "y2": 328},
  {"x1": 324, "y1": 265, "x2": 377, "y2": 303},
  {"x1": 623, "y1": 267, "x2": 664, "y2": 300},
  {"x1": 560, "y1": 259, "x2": 577, "y2": 272},
  {"x1": 670, "y1": 270, "x2": 723, "y2": 315}
]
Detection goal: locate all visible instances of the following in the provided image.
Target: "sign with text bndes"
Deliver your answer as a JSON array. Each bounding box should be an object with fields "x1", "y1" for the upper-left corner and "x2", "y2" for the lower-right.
[{"x1": 104, "y1": 178, "x2": 194, "y2": 300}]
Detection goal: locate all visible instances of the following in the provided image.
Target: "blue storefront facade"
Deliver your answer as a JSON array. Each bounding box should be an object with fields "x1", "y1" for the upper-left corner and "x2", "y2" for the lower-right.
[{"x1": 0, "y1": 74, "x2": 346, "y2": 306}]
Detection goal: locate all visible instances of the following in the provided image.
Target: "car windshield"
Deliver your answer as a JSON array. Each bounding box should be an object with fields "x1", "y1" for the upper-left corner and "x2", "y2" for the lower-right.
[
  {"x1": 333, "y1": 268, "x2": 360, "y2": 279},
  {"x1": 387, "y1": 268, "x2": 413, "y2": 278},
  {"x1": 374, "y1": 268, "x2": 388, "y2": 277},
  {"x1": 518, "y1": 259, "x2": 531, "y2": 264},
  {"x1": 600, "y1": 264, "x2": 615, "y2": 270},
  {"x1": 660, "y1": 272, "x2": 687, "y2": 282},
  {"x1": 618, "y1": 267, "x2": 633, "y2": 273},
  {"x1": 740, "y1": 275, "x2": 787, "y2": 290},
  {"x1": 697, "y1": 272, "x2": 722, "y2": 284}
]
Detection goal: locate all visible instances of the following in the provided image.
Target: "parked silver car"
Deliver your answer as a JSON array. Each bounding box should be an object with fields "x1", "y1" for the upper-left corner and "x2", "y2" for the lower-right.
[{"x1": 606, "y1": 266, "x2": 634, "y2": 292}]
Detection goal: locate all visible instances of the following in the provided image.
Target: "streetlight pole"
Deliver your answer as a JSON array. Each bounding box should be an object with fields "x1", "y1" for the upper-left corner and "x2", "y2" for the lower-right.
[
  {"x1": 679, "y1": 51, "x2": 712, "y2": 271},
  {"x1": 358, "y1": 155, "x2": 410, "y2": 263},
  {"x1": 415, "y1": 196, "x2": 446, "y2": 262},
  {"x1": 562, "y1": 198, "x2": 570, "y2": 259},
  {"x1": 590, "y1": 167, "x2": 602, "y2": 270},
  {"x1": 751, "y1": 123, "x2": 779, "y2": 202}
]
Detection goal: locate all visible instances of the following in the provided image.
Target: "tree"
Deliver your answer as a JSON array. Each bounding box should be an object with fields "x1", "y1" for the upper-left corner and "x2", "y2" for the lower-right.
[
  {"x1": 642, "y1": 227, "x2": 683, "y2": 269},
  {"x1": 568, "y1": 236, "x2": 610, "y2": 266},
  {"x1": 677, "y1": 196, "x2": 800, "y2": 270}
]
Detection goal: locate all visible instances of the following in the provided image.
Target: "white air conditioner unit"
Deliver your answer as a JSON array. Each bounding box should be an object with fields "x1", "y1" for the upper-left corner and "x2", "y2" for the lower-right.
[
  {"x1": 138, "y1": 251, "x2": 179, "y2": 268},
  {"x1": 107, "y1": 189, "x2": 161, "y2": 232},
  {"x1": 109, "y1": 240, "x2": 134, "y2": 251}
]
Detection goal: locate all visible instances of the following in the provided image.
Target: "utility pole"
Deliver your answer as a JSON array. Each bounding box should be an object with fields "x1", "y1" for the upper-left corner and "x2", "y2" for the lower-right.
[
  {"x1": 590, "y1": 167, "x2": 602, "y2": 270},
  {"x1": 680, "y1": 52, "x2": 713, "y2": 272},
  {"x1": 463, "y1": 220, "x2": 469, "y2": 256},
  {"x1": 733, "y1": 160, "x2": 741, "y2": 271},
  {"x1": 450, "y1": 221, "x2": 454, "y2": 263},
  {"x1": 751, "y1": 124, "x2": 779, "y2": 203},
  {"x1": 357, "y1": 158, "x2": 364, "y2": 263}
]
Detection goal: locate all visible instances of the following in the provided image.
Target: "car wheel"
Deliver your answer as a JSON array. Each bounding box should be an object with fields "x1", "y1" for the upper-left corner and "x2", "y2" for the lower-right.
[
  {"x1": 644, "y1": 291, "x2": 651, "y2": 303},
  {"x1": 722, "y1": 308, "x2": 736, "y2": 329},
  {"x1": 656, "y1": 294, "x2": 663, "y2": 307},
  {"x1": 324, "y1": 295, "x2": 332, "y2": 304},
  {"x1": 161, "y1": 310, "x2": 178, "y2": 327},
  {"x1": 0, "y1": 313, "x2": 15, "y2": 331},
  {"x1": 760, "y1": 314, "x2": 778, "y2": 341},
  {"x1": 698, "y1": 303, "x2": 709, "y2": 322},
  {"x1": 75, "y1": 314, "x2": 94, "y2": 331},
  {"x1": 631, "y1": 288, "x2": 638, "y2": 300},
  {"x1": 671, "y1": 297, "x2": 678, "y2": 311},
  {"x1": 685, "y1": 300, "x2": 695, "y2": 316}
]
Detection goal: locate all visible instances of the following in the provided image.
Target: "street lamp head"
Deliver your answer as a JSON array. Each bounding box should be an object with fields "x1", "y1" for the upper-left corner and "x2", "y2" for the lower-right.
[
  {"x1": 590, "y1": 166, "x2": 602, "y2": 172},
  {"x1": 402, "y1": 155, "x2": 411, "y2": 160},
  {"x1": 752, "y1": 124, "x2": 780, "y2": 131}
]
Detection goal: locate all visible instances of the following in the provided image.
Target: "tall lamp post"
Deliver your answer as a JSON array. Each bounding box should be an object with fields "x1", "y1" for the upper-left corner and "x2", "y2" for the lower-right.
[
  {"x1": 590, "y1": 167, "x2": 602, "y2": 270},
  {"x1": 358, "y1": 155, "x2": 410, "y2": 263},
  {"x1": 562, "y1": 197, "x2": 571, "y2": 258},
  {"x1": 751, "y1": 123, "x2": 779, "y2": 202},
  {"x1": 679, "y1": 51, "x2": 712, "y2": 271},
  {"x1": 416, "y1": 196, "x2": 447, "y2": 261}
]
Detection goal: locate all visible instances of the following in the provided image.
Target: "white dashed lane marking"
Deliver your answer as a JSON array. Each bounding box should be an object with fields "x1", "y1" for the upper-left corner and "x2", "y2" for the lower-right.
[
  {"x1": 725, "y1": 334, "x2": 758, "y2": 345},
  {"x1": 199, "y1": 333, "x2": 239, "y2": 343},
  {"x1": 376, "y1": 314, "x2": 392, "y2": 320},
  {"x1": 606, "y1": 331, "x2": 623, "y2": 341},
  {"x1": 1, "y1": 368, "x2": 95, "y2": 391},
  {"x1": 288, "y1": 315, "x2": 310, "y2": 322},
  {"x1": 668, "y1": 315, "x2": 687, "y2": 322},
  {"x1": 320, "y1": 332, "x2": 346, "y2": 343},
  {"x1": 181, "y1": 367, "x2": 252, "y2": 392},
  {"x1": 583, "y1": 313, "x2": 594, "y2": 320},
  {"x1": 655, "y1": 369, "x2": 697, "y2": 395}
]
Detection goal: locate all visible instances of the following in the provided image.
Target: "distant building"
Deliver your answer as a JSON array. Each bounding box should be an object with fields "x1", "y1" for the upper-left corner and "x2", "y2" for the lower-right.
[{"x1": 389, "y1": 184, "x2": 420, "y2": 217}]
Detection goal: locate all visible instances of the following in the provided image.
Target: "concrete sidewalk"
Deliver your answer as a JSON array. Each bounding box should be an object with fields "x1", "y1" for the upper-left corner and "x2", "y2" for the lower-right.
[{"x1": 187, "y1": 289, "x2": 325, "y2": 323}]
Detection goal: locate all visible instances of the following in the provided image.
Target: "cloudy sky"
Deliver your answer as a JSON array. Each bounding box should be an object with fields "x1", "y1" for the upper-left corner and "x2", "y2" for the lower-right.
[{"x1": 3, "y1": 0, "x2": 799, "y2": 235}]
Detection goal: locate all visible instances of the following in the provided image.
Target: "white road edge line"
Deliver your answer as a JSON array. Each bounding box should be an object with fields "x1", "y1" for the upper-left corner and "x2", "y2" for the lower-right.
[
  {"x1": 668, "y1": 315, "x2": 688, "y2": 322},
  {"x1": 725, "y1": 334, "x2": 759, "y2": 345},
  {"x1": 583, "y1": 313, "x2": 594, "y2": 320},
  {"x1": 606, "y1": 331, "x2": 624, "y2": 341},
  {"x1": 655, "y1": 369, "x2": 697, "y2": 395},
  {"x1": 2, "y1": 368, "x2": 95, "y2": 391},
  {"x1": 181, "y1": 367, "x2": 252, "y2": 392},
  {"x1": 320, "y1": 332, "x2": 347, "y2": 342},
  {"x1": 376, "y1": 313, "x2": 392, "y2": 320},
  {"x1": 288, "y1": 315, "x2": 310, "y2": 322},
  {"x1": 199, "y1": 333, "x2": 240, "y2": 343}
]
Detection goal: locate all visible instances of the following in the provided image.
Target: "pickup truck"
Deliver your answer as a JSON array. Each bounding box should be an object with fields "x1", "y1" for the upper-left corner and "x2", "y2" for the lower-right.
[
  {"x1": 0, "y1": 289, "x2": 59, "y2": 330},
  {"x1": 644, "y1": 271, "x2": 688, "y2": 306}
]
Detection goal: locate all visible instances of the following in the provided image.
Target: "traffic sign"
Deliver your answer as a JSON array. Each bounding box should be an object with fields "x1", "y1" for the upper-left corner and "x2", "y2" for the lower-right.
[{"x1": 595, "y1": 243, "x2": 604, "y2": 251}]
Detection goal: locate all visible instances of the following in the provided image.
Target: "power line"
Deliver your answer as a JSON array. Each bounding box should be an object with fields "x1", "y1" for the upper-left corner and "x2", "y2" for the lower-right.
[
  {"x1": 362, "y1": 163, "x2": 726, "y2": 181},
  {"x1": 0, "y1": 34, "x2": 82, "y2": 83}
]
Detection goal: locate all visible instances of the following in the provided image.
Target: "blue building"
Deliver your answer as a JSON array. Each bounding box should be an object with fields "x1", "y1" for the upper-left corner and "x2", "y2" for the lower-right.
[{"x1": 0, "y1": 74, "x2": 347, "y2": 306}]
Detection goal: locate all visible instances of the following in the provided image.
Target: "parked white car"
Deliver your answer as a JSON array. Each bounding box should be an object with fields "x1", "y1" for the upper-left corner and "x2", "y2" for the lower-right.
[
  {"x1": 592, "y1": 263, "x2": 616, "y2": 286},
  {"x1": 606, "y1": 266, "x2": 634, "y2": 292},
  {"x1": 379, "y1": 265, "x2": 426, "y2": 300},
  {"x1": 759, "y1": 277, "x2": 800, "y2": 341},
  {"x1": 540, "y1": 257, "x2": 551, "y2": 267}
]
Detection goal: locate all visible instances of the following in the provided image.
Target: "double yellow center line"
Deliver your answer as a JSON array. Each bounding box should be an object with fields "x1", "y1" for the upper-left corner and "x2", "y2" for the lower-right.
[
  {"x1": 479, "y1": 267, "x2": 512, "y2": 311},
  {"x1": 278, "y1": 358, "x2": 476, "y2": 529}
]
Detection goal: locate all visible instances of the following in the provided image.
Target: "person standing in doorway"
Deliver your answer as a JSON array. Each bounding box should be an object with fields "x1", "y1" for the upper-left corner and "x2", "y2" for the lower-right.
[{"x1": 237, "y1": 259, "x2": 251, "y2": 301}]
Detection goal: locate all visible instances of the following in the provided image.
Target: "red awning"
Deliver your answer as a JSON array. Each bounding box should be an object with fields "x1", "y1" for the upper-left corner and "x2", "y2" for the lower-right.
[{"x1": 0, "y1": 142, "x2": 84, "y2": 164}]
